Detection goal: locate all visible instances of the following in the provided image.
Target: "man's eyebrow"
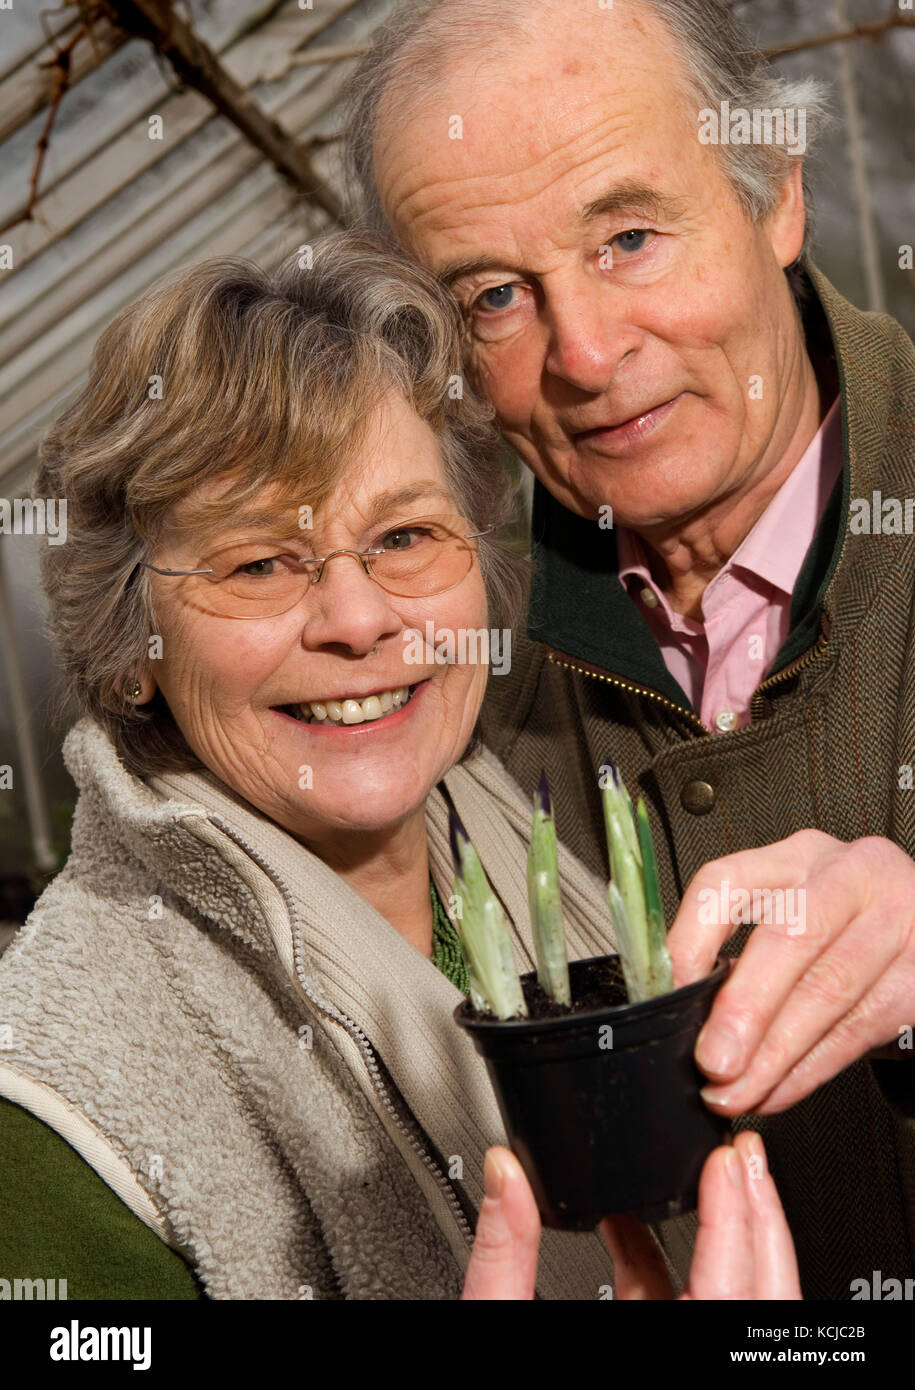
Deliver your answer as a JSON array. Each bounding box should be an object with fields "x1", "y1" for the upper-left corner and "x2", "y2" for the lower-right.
[
  {"x1": 438, "y1": 182, "x2": 687, "y2": 288},
  {"x1": 580, "y1": 180, "x2": 688, "y2": 224},
  {"x1": 439, "y1": 255, "x2": 523, "y2": 290}
]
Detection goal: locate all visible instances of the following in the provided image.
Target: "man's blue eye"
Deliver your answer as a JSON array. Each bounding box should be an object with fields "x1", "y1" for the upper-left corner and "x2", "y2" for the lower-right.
[
  {"x1": 480, "y1": 284, "x2": 515, "y2": 311},
  {"x1": 614, "y1": 229, "x2": 651, "y2": 253}
]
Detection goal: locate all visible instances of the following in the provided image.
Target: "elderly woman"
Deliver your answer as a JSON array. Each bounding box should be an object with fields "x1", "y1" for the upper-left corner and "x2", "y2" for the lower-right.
[{"x1": 0, "y1": 228, "x2": 798, "y2": 1300}]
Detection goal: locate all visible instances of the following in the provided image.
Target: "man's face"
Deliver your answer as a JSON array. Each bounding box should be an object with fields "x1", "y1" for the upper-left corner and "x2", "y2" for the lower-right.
[{"x1": 373, "y1": 0, "x2": 806, "y2": 530}]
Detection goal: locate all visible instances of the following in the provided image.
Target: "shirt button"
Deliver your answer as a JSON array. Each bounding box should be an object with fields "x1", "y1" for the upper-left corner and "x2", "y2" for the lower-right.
[
  {"x1": 680, "y1": 780, "x2": 716, "y2": 814},
  {"x1": 716, "y1": 709, "x2": 738, "y2": 732},
  {"x1": 640, "y1": 587, "x2": 659, "y2": 608}
]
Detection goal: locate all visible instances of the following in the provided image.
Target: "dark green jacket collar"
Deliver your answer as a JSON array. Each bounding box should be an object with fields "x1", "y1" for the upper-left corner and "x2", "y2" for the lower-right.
[{"x1": 527, "y1": 264, "x2": 848, "y2": 713}]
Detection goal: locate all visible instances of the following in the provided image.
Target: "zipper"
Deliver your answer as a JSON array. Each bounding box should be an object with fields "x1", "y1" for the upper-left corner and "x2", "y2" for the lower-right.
[
  {"x1": 205, "y1": 815, "x2": 475, "y2": 1252},
  {"x1": 747, "y1": 626, "x2": 830, "y2": 721},
  {"x1": 545, "y1": 647, "x2": 712, "y2": 735},
  {"x1": 546, "y1": 614, "x2": 831, "y2": 734}
]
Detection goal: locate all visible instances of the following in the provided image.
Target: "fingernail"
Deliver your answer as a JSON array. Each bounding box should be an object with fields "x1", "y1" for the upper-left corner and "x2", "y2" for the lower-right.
[
  {"x1": 484, "y1": 1149, "x2": 506, "y2": 1201},
  {"x1": 700, "y1": 1085, "x2": 734, "y2": 1107},
  {"x1": 739, "y1": 1130, "x2": 766, "y2": 1179},
  {"x1": 724, "y1": 1146, "x2": 744, "y2": 1189},
  {"x1": 696, "y1": 1025, "x2": 741, "y2": 1075},
  {"x1": 742, "y1": 1129, "x2": 764, "y2": 1160}
]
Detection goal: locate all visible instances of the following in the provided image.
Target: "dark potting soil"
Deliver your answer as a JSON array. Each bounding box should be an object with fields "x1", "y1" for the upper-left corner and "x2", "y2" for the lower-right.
[{"x1": 464, "y1": 957, "x2": 631, "y2": 1021}]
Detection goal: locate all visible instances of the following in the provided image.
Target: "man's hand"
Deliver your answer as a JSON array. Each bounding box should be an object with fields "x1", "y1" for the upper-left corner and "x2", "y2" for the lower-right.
[
  {"x1": 666, "y1": 829, "x2": 915, "y2": 1114},
  {"x1": 461, "y1": 1131, "x2": 801, "y2": 1300}
]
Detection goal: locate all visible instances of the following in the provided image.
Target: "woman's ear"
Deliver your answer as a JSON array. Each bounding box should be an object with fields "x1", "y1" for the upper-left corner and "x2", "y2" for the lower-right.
[{"x1": 121, "y1": 673, "x2": 157, "y2": 707}]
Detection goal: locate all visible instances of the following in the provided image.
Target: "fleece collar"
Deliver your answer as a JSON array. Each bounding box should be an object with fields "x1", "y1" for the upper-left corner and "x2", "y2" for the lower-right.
[{"x1": 58, "y1": 715, "x2": 631, "y2": 1297}]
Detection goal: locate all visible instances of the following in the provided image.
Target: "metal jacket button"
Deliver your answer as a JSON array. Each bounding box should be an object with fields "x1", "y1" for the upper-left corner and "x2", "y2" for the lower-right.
[{"x1": 681, "y1": 779, "x2": 716, "y2": 814}]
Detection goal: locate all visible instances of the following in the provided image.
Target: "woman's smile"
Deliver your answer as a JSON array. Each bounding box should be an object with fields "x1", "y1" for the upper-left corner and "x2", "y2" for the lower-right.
[{"x1": 269, "y1": 677, "x2": 431, "y2": 734}]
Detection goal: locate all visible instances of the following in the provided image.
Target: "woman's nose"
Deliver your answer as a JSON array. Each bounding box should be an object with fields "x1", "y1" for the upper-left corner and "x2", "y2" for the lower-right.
[{"x1": 298, "y1": 552, "x2": 403, "y2": 656}]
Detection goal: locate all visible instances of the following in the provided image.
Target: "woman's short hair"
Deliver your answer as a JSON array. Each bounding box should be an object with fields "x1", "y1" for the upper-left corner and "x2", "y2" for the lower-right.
[{"x1": 35, "y1": 226, "x2": 528, "y2": 778}]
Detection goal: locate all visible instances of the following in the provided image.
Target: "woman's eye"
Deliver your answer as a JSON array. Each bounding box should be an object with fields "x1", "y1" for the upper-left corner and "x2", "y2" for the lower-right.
[
  {"x1": 233, "y1": 556, "x2": 281, "y2": 578},
  {"x1": 381, "y1": 528, "x2": 425, "y2": 551},
  {"x1": 610, "y1": 228, "x2": 653, "y2": 256}
]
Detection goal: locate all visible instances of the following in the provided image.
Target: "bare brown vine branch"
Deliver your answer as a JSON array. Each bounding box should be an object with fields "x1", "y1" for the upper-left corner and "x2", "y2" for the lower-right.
[
  {"x1": 762, "y1": 10, "x2": 915, "y2": 59},
  {"x1": 0, "y1": 2, "x2": 110, "y2": 235}
]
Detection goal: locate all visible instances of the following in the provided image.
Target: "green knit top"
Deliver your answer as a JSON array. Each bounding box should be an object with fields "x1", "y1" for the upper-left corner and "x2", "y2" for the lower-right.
[
  {"x1": 0, "y1": 1094, "x2": 205, "y2": 1299},
  {"x1": 430, "y1": 877, "x2": 471, "y2": 995}
]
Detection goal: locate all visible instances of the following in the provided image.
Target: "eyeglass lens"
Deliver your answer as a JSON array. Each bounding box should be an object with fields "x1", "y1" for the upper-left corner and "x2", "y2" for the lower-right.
[{"x1": 186, "y1": 516, "x2": 478, "y2": 617}]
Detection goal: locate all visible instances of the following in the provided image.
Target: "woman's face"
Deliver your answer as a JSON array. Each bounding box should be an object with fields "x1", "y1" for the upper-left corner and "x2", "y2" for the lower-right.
[{"x1": 146, "y1": 392, "x2": 490, "y2": 840}]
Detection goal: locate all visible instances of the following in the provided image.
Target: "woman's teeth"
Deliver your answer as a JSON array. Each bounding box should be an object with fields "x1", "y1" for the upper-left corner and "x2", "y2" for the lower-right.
[{"x1": 287, "y1": 686, "x2": 413, "y2": 726}]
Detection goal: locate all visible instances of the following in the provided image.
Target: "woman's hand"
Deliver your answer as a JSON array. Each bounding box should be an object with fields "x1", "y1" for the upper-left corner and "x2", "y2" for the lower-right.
[{"x1": 460, "y1": 1129, "x2": 802, "y2": 1299}]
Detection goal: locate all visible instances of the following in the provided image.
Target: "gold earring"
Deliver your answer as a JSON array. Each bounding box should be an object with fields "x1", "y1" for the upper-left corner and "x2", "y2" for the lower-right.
[{"x1": 131, "y1": 682, "x2": 142, "y2": 700}]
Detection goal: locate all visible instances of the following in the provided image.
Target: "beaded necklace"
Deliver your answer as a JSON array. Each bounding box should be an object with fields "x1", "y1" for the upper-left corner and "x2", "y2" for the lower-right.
[{"x1": 429, "y1": 878, "x2": 470, "y2": 996}]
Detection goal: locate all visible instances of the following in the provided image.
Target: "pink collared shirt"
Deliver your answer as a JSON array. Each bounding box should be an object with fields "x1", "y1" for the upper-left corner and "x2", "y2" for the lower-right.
[{"x1": 616, "y1": 397, "x2": 843, "y2": 734}]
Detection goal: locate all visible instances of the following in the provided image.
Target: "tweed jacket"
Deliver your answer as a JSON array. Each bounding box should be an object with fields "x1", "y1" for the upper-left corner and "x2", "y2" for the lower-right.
[{"x1": 479, "y1": 262, "x2": 915, "y2": 1299}]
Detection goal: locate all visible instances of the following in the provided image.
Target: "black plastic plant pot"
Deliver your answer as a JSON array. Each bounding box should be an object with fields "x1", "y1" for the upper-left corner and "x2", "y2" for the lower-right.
[{"x1": 454, "y1": 953, "x2": 731, "y2": 1230}]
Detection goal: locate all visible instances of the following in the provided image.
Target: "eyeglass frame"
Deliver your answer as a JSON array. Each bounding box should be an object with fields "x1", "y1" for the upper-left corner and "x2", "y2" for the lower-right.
[{"x1": 135, "y1": 517, "x2": 494, "y2": 608}]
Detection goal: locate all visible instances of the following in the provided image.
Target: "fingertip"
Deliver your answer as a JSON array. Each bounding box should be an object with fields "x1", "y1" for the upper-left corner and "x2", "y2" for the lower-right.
[
  {"x1": 723, "y1": 1145, "x2": 745, "y2": 1191},
  {"x1": 697, "y1": 1143, "x2": 743, "y2": 1218},
  {"x1": 734, "y1": 1129, "x2": 768, "y2": 1192},
  {"x1": 484, "y1": 1146, "x2": 541, "y2": 1239},
  {"x1": 667, "y1": 941, "x2": 701, "y2": 990},
  {"x1": 734, "y1": 1128, "x2": 765, "y2": 1161},
  {"x1": 735, "y1": 1132, "x2": 786, "y2": 1227},
  {"x1": 488, "y1": 1145, "x2": 525, "y2": 1187},
  {"x1": 482, "y1": 1148, "x2": 504, "y2": 1202},
  {"x1": 671, "y1": 961, "x2": 692, "y2": 991}
]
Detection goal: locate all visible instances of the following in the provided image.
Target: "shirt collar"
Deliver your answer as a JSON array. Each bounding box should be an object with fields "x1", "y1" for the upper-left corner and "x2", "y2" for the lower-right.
[{"x1": 616, "y1": 394, "x2": 843, "y2": 606}]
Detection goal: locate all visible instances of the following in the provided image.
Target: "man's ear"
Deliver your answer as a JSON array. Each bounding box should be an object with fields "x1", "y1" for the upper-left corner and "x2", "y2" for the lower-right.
[{"x1": 767, "y1": 161, "x2": 806, "y2": 269}]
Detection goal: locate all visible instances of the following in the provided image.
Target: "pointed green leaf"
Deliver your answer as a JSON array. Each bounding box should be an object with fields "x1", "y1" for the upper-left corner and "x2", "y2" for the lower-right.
[
  {"x1": 450, "y1": 811, "x2": 527, "y2": 1019},
  {"x1": 527, "y1": 773, "x2": 571, "y2": 1005},
  {"x1": 636, "y1": 797, "x2": 674, "y2": 996}
]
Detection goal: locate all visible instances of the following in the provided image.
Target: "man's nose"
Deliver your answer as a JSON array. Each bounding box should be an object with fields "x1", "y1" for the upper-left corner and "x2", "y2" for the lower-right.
[
  {"x1": 299, "y1": 553, "x2": 402, "y2": 656},
  {"x1": 542, "y1": 276, "x2": 638, "y2": 393}
]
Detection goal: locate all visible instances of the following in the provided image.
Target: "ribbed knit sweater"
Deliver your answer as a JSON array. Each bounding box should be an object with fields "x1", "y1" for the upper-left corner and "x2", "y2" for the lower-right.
[{"x1": 0, "y1": 723, "x2": 650, "y2": 1299}]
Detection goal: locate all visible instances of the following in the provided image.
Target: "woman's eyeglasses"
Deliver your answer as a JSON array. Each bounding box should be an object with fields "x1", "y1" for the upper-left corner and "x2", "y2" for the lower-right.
[{"x1": 137, "y1": 515, "x2": 491, "y2": 620}]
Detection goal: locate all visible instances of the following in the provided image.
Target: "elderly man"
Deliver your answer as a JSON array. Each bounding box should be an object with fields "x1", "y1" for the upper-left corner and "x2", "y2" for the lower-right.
[{"x1": 343, "y1": 0, "x2": 915, "y2": 1298}]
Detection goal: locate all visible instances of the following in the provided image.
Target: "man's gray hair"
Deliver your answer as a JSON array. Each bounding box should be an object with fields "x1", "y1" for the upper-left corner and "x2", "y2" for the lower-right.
[{"x1": 343, "y1": 0, "x2": 831, "y2": 281}]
